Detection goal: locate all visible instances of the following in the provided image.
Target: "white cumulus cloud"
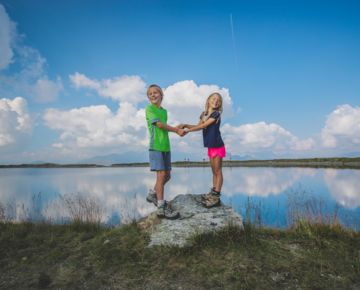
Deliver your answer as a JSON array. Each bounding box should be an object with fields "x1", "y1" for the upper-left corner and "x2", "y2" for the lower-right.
[
  {"x1": 321, "y1": 104, "x2": 360, "y2": 149},
  {"x1": 69, "y1": 72, "x2": 146, "y2": 104},
  {"x1": 163, "y1": 80, "x2": 233, "y2": 124},
  {"x1": 43, "y1": 102, "x2": 147, "y2": 154},
  {"x1": 33, "y1": 77, "x2": 64, "y2": 103},
  {"x1": 0, "y1": 97, "x2": 31, "y2": 146},
  {"x1": 222, "y1": 122, "x2": 314, "y2": 156}
]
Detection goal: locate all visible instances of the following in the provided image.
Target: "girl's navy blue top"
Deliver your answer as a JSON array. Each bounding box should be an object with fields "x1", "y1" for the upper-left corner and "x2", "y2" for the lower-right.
[{"x1": 202, "y1": 111, "x2": 224, "y2": 148}]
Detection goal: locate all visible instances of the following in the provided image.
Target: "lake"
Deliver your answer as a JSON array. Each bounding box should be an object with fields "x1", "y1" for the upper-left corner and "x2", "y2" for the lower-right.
[{"x1": 0, "y1": 167, "x2": 359, "y2": 230}]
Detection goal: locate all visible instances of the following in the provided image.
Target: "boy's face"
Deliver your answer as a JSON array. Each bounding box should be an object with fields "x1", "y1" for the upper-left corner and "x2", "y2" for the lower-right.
[{"x1": 147, "y1": 87, "x2": 163, "y2": 107}]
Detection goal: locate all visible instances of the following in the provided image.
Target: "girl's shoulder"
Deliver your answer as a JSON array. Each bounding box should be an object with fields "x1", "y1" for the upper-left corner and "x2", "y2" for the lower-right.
[
  {"x1": 209, "y1": 110, "x2": 221, "y2": 119},
  {"x1": 200, "y1": 110, "x2": 221, "y2": 121}
]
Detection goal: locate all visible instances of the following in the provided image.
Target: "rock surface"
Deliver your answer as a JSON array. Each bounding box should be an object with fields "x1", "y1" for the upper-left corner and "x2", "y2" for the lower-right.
[{"x1": 138, "y1": 194, "x2": 243, "y2": 247}]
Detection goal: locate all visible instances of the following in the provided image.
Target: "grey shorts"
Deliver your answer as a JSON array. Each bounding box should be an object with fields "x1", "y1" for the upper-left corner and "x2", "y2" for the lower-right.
[{"x1": 149, "y1": 150, "x2": 171, "y2": 171}]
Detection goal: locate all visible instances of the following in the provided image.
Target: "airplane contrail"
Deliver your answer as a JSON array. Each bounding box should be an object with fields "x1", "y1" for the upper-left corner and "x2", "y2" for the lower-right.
[{"x1": 230, "y1": 13, "x2": 239, "y2": 71}]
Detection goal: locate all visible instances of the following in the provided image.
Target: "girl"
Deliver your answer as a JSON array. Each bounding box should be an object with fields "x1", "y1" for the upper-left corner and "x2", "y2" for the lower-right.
[{"x1": 180, "y1": 92, "x2": 225, "y2": 208}]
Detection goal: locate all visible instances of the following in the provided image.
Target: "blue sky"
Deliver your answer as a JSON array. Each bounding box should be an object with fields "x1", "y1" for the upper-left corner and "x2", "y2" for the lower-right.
[{"x1": 0, "y1": 0, "x2": 359, "y2": 163}]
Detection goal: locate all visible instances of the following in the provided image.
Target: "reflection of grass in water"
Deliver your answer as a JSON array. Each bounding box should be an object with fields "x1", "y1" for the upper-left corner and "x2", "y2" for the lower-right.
[
  {"x1": 286, "y1": 185, "x2": 340, "y2": 228},
  {"x1": 0, "y1": 202, "x2": 5, "y2": 222},
  {"x1": 244, "y1": 197, "x2": 263, "y2": 228},
  {"x1": 59, "y1": 193, "x2": 104, "y2": 227},
  {"x1": 1, "y1": 186, "x2": 357, "y2": 231},
  {"x1": 238, "y1": 184, "x2": 354, "y2": 231},
  {"x1": 0, "y1": 193, "x2": 105, "y2": 227},
  {"x1": 0, "y1": 192, "x2": 47, "y2": 223}
]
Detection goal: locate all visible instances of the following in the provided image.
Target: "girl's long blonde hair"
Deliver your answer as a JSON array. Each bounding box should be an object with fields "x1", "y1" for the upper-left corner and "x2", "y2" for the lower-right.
[{"x1": 201, "y1": 92, "x2": 223, "y2": 122}]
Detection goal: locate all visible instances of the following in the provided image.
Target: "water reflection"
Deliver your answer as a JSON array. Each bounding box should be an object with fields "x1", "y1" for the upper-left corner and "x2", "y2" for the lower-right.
[
  {"x1": 0, "y1": 167, "x2": 359, "y2": 229},
  {"x1": 324, "y1": 169, "x2": 360, "y2": 209},
  {"x1": 0, "y1": 168, "x2": 156, "y2": 224},
  {"x1": 223, "y1": 167, "x2": 316, "y2": 197}
]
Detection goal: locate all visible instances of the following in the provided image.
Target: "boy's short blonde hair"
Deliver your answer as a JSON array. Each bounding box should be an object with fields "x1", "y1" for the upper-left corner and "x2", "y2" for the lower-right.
[{"x1": 147, "y1": 84, "x2": 164, "y2": 97}]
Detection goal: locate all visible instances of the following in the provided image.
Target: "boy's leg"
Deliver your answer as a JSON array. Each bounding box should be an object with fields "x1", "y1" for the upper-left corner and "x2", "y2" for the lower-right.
[
  {"x1": 155, "y1": 170, "x2": 167, "y2": 201},
  {"x1": 149, "y1": 151, "x2": 179, "y2": 219},
  {"x1": 147, "y1": 151, "x2": 171, "y2": 206},
  {"x1": 148, "y1": 170, "x2": 170, "y2": 206},
  {"x1": 164, "y1": 171, "x2": 171, "y2": 185},
  {"x1": 155, "y1": 170, "x2": 179, "y2": 219}
]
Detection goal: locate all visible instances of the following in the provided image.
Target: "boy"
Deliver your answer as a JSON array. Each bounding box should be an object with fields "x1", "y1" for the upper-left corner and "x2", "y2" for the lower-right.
[{"x1": 145, "y1": 84, "x2": 185, "y2": 219}]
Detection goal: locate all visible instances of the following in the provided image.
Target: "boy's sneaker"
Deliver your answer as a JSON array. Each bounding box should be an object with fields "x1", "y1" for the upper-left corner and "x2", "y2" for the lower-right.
[
  {"x1": 201, "y1": 193, "x2": 221, "y2": 208},
  {"x1": 156, "y1": 201, "x2": 180, "y2": 220},
  {"x1": 146, "y1": 189, "x2": 157, "y2": 206}
]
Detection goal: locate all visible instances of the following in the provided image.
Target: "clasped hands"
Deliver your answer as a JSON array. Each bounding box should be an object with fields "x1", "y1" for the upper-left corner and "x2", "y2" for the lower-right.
[{"x1": 176, "y1": 124, "x2": 189, "y2": 137}]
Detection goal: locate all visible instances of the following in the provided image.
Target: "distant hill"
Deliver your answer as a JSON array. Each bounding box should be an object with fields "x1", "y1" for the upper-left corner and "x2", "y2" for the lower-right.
[
  {"x1": 228, "y1": 151, "x2": 279, "y2": 161},
  {"x1": 25, "y1": 160, "x2": 48, "y2": 164},
  {"x1": 229, "y1": 154, "x2": 255, "y2": 161},
  {"x1": 343, "y1": 152, "x2": 360, "y2": 158},
  {"x1": 82, "y1": 152, "x2": 211, "y2": 165},
  {"x1": 80, "y1": 152, "x2": 149, "y2": 166}
]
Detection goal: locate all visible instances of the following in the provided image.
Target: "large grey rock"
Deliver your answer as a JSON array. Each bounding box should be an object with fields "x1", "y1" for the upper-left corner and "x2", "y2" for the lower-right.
[{"x1": 138, "y1": 194, "x2": 243, "y2": 247}]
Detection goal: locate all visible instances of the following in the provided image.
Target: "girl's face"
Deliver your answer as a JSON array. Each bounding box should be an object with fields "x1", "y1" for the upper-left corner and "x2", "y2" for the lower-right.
[
  {"x1": 209, "y1": 95, "x2": 221, "y2": 110},
  {"x1": 147, "y1": 87, "x2": 162, "y2": 106}
]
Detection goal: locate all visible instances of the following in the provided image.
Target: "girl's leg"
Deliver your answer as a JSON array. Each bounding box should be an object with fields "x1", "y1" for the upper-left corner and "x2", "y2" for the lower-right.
[
  {"x1": 210, "y1": 156, "x2": 223, "y2": 192},
  {"x1": 210, "y1": 159, "x2": 216, "y2": 189},
  {"x1": 202, "y1": 157, "x2": 222, "y2": 208}
]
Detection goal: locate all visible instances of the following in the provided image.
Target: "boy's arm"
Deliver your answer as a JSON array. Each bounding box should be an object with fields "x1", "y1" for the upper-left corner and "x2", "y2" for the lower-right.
[
  {"x1": 156, "y1": 122, "x2": 186, "y2": 136},
  {"x1": 146, "y1": 107, "x2": 185, "y2": 136}
]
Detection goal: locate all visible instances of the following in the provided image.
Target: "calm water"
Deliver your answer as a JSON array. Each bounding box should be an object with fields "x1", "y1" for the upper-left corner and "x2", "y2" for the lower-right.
[{"x1": 0, "y1": 167, "x2": 359, "y2": 230}]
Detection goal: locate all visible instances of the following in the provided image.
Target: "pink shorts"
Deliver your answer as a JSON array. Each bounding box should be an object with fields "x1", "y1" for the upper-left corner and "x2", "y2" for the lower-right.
[{"x1": 208, "y1": 146, "x2": 226, "y2": 159}]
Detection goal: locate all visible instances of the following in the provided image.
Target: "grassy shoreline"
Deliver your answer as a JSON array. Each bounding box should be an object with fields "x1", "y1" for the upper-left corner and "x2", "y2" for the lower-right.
[
  {"x1": 0, "y1": 221, "x2": 359, "y2": 289},
  {"x1": 0, "y1": 157, "x2": 360, "y2": 169}
]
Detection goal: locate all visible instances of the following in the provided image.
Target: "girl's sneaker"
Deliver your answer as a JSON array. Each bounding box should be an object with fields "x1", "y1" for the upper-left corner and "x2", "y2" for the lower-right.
[
  {"x1": 146, "y1": 189, "x2": 157, "y2": 206},
  {"x1": 156, "y1": 201, "x2": 180, "y2": 220},
  {"x1": 201, "y1": 188, "x2": 217, "y2": 200},
  {"x1": 201, "y1": 194, "x2": 221, "y2": 208}
]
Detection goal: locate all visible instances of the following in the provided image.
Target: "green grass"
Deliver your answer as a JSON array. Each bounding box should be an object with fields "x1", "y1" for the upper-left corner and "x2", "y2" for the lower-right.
[{"x1": 0, "y1": 221, "x2": 359, "y2": 289}]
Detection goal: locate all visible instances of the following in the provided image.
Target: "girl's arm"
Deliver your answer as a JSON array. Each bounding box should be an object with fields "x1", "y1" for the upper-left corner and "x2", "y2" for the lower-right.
[
  {"x1": 186, "y1": 118, "x2": 216, "y2": 132},
  {"x1": 156, "y1": 122, "x2": 185, "y2": 136},
  {"x1": 181, "y1": 119, "x2": 202, "y2": 129}
]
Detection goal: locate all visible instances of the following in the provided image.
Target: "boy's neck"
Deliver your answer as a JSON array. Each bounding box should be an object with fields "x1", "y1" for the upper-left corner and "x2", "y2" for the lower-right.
[{"x1": 151, "y1": 103, "x2": 162, "y2": 108}]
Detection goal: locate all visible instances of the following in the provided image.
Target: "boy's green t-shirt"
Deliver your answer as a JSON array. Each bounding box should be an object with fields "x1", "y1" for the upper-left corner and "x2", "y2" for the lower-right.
[{"x1": 145, "y1": 104, "x2": 170, "y2": 152}]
